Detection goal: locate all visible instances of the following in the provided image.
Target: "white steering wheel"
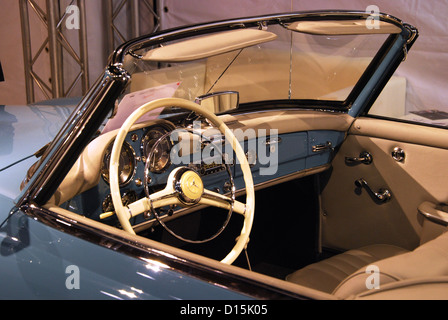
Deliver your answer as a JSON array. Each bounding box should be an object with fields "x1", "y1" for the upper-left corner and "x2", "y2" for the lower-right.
[{"x1": 109, "y1": 98, "x2": 255, "y2": 264}]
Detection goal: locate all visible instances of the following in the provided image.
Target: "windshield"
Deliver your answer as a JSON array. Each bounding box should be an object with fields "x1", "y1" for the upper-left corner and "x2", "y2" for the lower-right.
[{"x1": 112, "y1": 22, "x2": 390, "y2": 119}]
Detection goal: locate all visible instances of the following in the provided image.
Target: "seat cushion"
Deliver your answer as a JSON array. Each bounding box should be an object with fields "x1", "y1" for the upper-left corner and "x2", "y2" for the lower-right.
[
  {"x1": 334, "y1": 231, "x2": 448, "y2": 299},
  {"x1": 286, "y1": 244, "x2": 408, "y2": 293}
]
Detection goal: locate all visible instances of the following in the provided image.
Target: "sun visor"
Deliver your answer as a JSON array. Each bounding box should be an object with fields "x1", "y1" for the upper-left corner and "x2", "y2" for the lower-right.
[
  {"x1": 142, "y1": 29, "x2": 277, "y2": 62},
  {"x1": 287, "y1": 20, "x2": 402, "y2": 35}
]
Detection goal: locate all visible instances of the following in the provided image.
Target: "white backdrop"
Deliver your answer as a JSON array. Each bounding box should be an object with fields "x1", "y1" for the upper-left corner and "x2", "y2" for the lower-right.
[{"x1": 160, "y1": 0, "x2": 448, "y2": 114}]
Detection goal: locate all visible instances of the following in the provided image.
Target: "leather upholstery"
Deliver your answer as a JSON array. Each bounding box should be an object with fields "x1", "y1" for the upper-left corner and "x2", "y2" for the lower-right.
[
  {"x1": 334, "y1": 231, "x2": 448, "y2": 299},
  {"x1": 287, "y1": 231, "x2": 448, "y2": 299},
  {"x1": 286, "y1": 244, "x2": 408, "y2": 294}
]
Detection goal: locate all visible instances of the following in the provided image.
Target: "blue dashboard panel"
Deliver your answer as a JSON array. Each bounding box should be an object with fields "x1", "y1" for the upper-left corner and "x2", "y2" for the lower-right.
[
  {"x1": 233, "y1": 132, "x2": 307, "y2": 189},
  {"x1": 232, "y1": 130, "x2": 345, "y2": 191},
  {"x1": 63, "y1": 129, "x2": 345, "y2": 227}
]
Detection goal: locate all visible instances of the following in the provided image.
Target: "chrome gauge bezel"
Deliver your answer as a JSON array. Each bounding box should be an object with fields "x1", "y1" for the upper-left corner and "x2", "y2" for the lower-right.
[
  {"x1": 140, "y1": 126, "x2": 173, "y2": 174},
  {"x1": 101, "y1": 140, "x2": 137, "y2": 187}
]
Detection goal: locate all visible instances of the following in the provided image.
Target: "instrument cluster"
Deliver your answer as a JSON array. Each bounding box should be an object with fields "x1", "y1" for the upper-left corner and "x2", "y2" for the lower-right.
[
  {"x1": 100, "y1": 124, "x2": 174, "y2": 188},
  {"x1": 98, "y1": 121, "x2": 233, "y2": 226}
]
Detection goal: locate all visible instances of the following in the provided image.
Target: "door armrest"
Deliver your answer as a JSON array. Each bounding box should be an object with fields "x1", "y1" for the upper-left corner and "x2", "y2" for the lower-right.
[{"x1": 418, "y1": 201, "x2": 448, "y2": 226}]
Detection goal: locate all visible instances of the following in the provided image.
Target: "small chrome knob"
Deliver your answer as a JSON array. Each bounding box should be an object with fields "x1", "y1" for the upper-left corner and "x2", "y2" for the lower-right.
[{"x1": 391, "y1": 147, "x2": 405, "y2": 162}]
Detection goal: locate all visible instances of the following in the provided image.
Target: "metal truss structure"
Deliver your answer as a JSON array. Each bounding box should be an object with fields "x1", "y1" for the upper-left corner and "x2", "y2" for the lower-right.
[
  {"x1": 105, "y1": 0, "x2": 161, "y2": 54},
  {"x1": 19, "y1": 0, "x2": 161, "y2": 104}
]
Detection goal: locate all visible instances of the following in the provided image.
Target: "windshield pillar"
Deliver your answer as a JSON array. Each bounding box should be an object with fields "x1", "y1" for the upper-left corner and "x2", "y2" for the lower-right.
[
  {"x1": 348, "y1": 26, "x2": 418, "y2": 117},
  {"x1": 17, "y1": 65, "x2": 130, "y2": 207}
]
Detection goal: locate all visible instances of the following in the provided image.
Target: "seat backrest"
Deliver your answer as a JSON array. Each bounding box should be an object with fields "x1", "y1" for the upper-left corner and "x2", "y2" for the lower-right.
[{"x1": 333, "y1": 231, "x2": 448, "y2": 299}]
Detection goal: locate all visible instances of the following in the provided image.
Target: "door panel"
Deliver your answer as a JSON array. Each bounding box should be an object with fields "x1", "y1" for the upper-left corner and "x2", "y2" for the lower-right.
[{"x1": 321, "y1": 117, "x2": 448, "y2": 251}]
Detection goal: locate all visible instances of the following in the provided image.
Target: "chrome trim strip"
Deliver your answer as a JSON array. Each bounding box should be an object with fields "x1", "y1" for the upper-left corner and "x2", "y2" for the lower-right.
[{"x1": 247, "y1": 164, "x2": 330, "y2": 191}]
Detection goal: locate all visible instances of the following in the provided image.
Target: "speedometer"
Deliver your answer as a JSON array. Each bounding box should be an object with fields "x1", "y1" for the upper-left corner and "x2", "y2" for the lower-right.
[
  {"x1": 141, "y1": 127, "x2": 172, "y2": 173},
  {"x1": 101, "y1": 140, "x2": 136, "y2": 186}
]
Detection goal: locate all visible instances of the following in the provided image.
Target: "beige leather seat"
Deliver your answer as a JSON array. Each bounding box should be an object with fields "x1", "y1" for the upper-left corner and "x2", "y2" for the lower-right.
[{"x1": 286, "y1": 231, "x2": 448, "y2": 299}]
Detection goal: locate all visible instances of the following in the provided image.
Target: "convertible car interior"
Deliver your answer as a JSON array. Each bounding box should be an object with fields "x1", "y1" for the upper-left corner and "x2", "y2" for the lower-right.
[{"x1": 19, "y1": 11, "x2": 448, "y2": 299}]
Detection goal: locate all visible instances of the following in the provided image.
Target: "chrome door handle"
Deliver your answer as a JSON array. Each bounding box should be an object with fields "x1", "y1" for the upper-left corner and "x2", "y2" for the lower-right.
[
  {"x1": 312, "y1": 141, "x2": 333, "y2": 153},
  {"x1": 355, "y1": 178, "x2": 391, "y2": 203},
  {"x1": 345, "y1": 151, "x2": 372, "y2": 165},
  {"x1": 264, "y1": 137, "x2": 282, "y2": 146}
]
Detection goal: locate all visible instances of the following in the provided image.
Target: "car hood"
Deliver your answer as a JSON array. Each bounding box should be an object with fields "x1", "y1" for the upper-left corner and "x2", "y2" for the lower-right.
[{"x1": 0, "y1": 98, "x2": 78, "y2": 201}]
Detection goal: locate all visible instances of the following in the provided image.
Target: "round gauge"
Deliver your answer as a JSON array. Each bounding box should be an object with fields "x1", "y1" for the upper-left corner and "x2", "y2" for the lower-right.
[
  {"x1": 101, "y1": 140, "x2": 136, "y2": 186},
  {"x1": 141, "y1": 127, "x2": 172, "y2": 173}
]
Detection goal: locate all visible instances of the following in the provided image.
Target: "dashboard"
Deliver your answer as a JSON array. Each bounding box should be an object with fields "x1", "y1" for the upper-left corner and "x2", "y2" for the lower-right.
[{"x1": 59, "y1": 111, "x2": 347, "y2": 232}]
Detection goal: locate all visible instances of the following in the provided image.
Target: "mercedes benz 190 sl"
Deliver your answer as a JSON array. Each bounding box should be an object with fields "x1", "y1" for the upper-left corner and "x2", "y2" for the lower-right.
[{"x1": 2, "y1": 10, "x2": 447, "y2": 301}]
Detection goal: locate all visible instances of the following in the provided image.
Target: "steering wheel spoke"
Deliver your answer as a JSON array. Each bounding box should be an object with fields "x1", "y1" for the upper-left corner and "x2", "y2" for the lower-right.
[
  {"x1": 126, "y1": 189, "x2": 180, "y2": 219},
  {"x1": 201, "y1": 189, "x2": 246, "y2": 216}
]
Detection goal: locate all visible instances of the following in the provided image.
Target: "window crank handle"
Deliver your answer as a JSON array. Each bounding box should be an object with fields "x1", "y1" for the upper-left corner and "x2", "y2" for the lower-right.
[{"x1": 355, "y1": 178, "x2": 391, "y2": 203}]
